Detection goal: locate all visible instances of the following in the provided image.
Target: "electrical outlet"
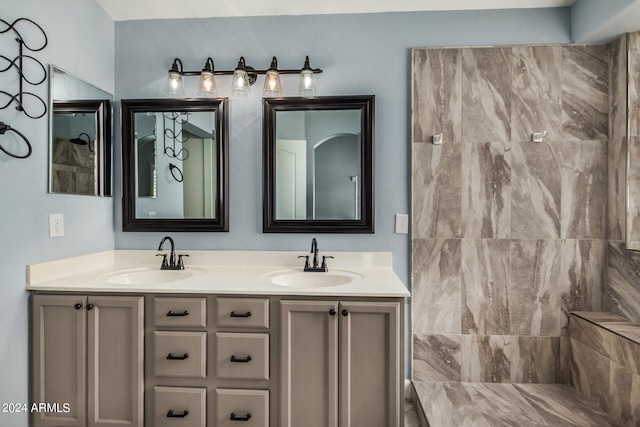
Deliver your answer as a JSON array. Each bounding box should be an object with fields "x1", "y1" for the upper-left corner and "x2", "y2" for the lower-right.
[
  {"x1": 395, "y1": 213, "x2": 409, "y2": 234},
  {"x1": 49, "y1": 214, "x2": 64, "y2": 237}
]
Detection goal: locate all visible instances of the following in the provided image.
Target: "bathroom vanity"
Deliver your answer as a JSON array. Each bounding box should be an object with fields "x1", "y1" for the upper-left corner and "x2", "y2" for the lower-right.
[{"x1": 26, "y1": 250, "x2": 409, "y2": 427}]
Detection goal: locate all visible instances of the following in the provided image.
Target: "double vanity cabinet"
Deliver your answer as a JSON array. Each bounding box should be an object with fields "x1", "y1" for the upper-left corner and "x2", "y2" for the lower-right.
[{"x1": 26, "y1": 250, "x2": 409, "y2": 427}]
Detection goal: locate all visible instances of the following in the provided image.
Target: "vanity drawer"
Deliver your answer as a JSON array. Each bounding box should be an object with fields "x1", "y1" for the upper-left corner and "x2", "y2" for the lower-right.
[
  {"x1": 216, "y1": 332, "x2": 269, "y2": 380},
  {"x1": 215, "y1": 388, "x2": 269, "y2": 427},
  {"x1": 217, "y1": 297, "x2": 269, "y2": 329},
  {"x1": 154, "y1": 331, "x2": 207, "y2": 378},
  {"x1": 154, "y1": 386, "x2": 206, "y2": 427},
  {"x1": 154, "y1": 297, "x2": 207, "y2": 328}
]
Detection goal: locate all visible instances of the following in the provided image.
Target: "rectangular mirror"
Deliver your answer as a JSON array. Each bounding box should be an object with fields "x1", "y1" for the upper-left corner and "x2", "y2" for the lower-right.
[
  {"x1": 121, "y1": 99, "x2": 229, "y2": 232},
  {"x1": 49, "y1": 65, "x2": 113, "y2": 196},
  {"x1": 263, "y1": 96, "x2": 375, "y2": 233}
]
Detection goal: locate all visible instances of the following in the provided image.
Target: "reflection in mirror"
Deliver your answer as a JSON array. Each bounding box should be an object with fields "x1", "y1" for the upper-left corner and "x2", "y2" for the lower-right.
[
  {"x1": 49, "y1": 65, "x2": 112, "y2": 196},
  {"x1": 263, "y1": 96, "x2": 374, "y2": 233},
  {"x1": 122, "y1": 99, "x2": 228, "y2": 232}
]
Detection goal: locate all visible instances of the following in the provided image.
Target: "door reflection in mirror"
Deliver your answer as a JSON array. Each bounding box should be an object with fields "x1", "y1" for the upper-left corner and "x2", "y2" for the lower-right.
[{"x1": 275, "y1": 110, "x2": 362, "y2": 221}]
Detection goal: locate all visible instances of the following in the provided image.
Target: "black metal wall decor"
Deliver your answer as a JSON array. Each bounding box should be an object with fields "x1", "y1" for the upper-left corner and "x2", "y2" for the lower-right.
[{"x1": 0, "y1": 17, "x2": 48, "y2": 159}]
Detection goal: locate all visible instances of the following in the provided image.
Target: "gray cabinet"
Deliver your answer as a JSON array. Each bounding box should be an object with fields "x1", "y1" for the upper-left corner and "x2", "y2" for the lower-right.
[
  {"x1": 280, "y1": 300, "x2": 402, "y2": 427},
  {"x1": 32, "y1": 294, "x2": 144, "y2": 427}
]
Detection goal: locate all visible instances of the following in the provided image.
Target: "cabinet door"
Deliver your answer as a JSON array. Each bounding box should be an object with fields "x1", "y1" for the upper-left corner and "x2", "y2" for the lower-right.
[
  {"x1": 32, "y1": 294, "x2": 87, "y2": 427},
  {"x1": 87, "y1": 296, "x2": 144, "y2": 427},
  {"x1": 339, "y1": 302, "x2": 401, "y2": 427},
  {"x1": 280, "y1": 300, "x2": 338, "y2": 427}
]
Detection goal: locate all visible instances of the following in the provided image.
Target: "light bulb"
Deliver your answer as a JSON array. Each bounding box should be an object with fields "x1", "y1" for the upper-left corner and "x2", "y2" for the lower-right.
[
  {"x1": 231, "y1": 68, "x2": 251, "y2": 97},
  {"x1": 163, "y1": 70, "x2": 185, "y2": 98},
  {"x1": 197, "y1": 70, "x2": 217, "y2": 97},
  {"x1": 262, "y1": 69, "x2": 283, "y2": 97},
  {"x1": 297, "y1": 68, "x2": 317, "y2": 96}
]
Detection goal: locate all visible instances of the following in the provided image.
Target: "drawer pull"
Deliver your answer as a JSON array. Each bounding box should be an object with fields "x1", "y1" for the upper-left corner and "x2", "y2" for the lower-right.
[
  {"x1": 230, "y1": 412, "x2": 252, "y2": 421},
  {"x1": 166, "y1": 353, "x2": 189, "y2": 360},
  {"x1": 230, "y1": 311, "x2": 252, "y2": 318},
  {"x1": 230, "y1": 355, "x2": 252, "y2": 363},
  {"x1": 166, "y1": 310, "x2": 190, "y2": 317},
  {"x1": 166, "y1": 410, "x2": 189, "y2": 418}
]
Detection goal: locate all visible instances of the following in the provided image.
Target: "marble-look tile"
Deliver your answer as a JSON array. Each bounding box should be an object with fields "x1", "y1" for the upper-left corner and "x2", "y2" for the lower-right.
[
  {"x1": 562, "y1": 45, "x2": 609, "y2": 141},
  {"x1": 412, "y1": 334, "x2": 462, "y2": 382},
  {"x1": 609, "y1": 137, "x2": 628, "y2": 241},
  {"x1": 560, "y1": 240, "x2": 605, "y2": 320},
  {"x1": 609, "y1": 362, "x2": 640, "y2": 426},
  {"x1": 510, "y1": 239, "x2": 563, "y2": 336},
  {"x1": 464, "y1": 382, "x2": 547, "y2": 426},
  {"x1": 560, "y1": 336, "x2": 571, "y2": 385},
  {"x1": 412, "y1": 143, "x2": 462, "y2": 239},
  {"x1": 561, "y1": 141, "x2": 607, "y2": 239},
  {"x1": 461, "y1": 48, "x2": 512, "y2": 143},
  {"x1": 412, "y1": 48, "x2": 462, "y2": 144},
  {"x1": 413, "y1": 381, "x2": 490, "y2": 427},
  {"x1": 461, "y1": 239, "x2": 510, "y2": 335},
  {"x1": 511, "y1": 141, "x2": 561, "y2": 239},
  {"x1": 627, "y1": 136, "x2": 640, "y2": 245},
  {"x1": 610, "y1": 334, "x2": 640, "y2": 376},
  {"x1": 514, "y1": 384, "x2": 620, "y2": 427},
  {"x1": 570, "y1": 338, "x2": 611, "y2": 413},
  {"x1": 461, "y1": 142, "x2": 511, "y2": 238},
  {"x1": 629, "y1": 33, "x2": 640, "y2": 137},
  {"x1": 511, "y1": 337, "x2": 561, "y2": 383},
  {"x1": 605, "y1": 241, "x2": 640, "y2": 325},
  {"x1": 461, "y1": 335, "x2": 511, "y2": 383},
  {"x1": 609, "y1": 35, "x2": 627, "y2": 142},
  {"x1": 569, "y1": 314, "x2": 612, "y2": 358},
  {"x1": 404, "y1": 398, "x2": 421, "y2": 427},
  {"x1": 511, "y1": 45, "x2": 563, "y2": 142},
  {"x1": 412, "y1": 239, "x2": 461, "y2": 335}
]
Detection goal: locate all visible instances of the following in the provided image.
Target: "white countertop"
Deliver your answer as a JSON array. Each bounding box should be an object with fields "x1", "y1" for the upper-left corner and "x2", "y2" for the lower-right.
[{"x1": 26, "y1": 250, "x2": 410, "y2": 298}]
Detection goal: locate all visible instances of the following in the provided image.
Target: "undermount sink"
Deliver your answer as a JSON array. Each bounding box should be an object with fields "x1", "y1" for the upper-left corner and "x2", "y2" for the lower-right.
[
  {"x1": 98, "y1": 267, "x2": 206, "y2": 285},
  {"x1": 262, "y1": 269, "x2": 363, "y2": 288}
]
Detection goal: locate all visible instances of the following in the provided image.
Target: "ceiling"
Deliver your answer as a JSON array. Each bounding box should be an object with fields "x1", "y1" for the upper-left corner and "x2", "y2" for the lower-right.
[{"x1": 96, "y1": 0, "x2": 576, "y2": 21}]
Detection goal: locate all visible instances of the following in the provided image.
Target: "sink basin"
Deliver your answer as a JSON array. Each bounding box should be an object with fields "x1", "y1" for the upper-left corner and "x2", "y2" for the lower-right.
[
  {"x1": 98, "y1": 267, "x2": 205, "y2": 285},
  {"x1": 262, "y1": 269, "x2": 363, "y2": 288}
]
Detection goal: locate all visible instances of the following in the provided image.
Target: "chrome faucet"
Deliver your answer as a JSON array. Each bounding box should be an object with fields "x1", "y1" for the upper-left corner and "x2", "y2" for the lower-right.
[
  {"x1": 157, "y1": 236, "x2": 188, "y2": 270},
  {"x1": 299, "y1": 238, "x2": 333, "y2": 272}
]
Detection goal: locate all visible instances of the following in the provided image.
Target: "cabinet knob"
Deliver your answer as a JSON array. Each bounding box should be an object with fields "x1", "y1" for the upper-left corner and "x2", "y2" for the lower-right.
[
  {"x1": 74, "y1": 303, "x2": 83, "y2": 310},
  {"x1": 341, "y1": 309, "x2": 349, "y2": 317},
  {"x1": 329, "y1": 309, "x2": 336, "y2": 316},
  {"x1": 86, "y1": 304, "x2": 94, "y2": 311}
]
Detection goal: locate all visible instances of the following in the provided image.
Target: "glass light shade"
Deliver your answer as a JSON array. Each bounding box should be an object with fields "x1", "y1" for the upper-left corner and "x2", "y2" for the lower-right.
[
  {"x1": 197, "y1": 70, "x2": 218, "y2": 97},
  {"x1": 163, "y1": 70, "x2": 185, "y2": 98},
  {"x1": 297, "y1": 68, "x2": 317, "y2": 96},
  {"x1": 230, "y1": 68, "x2": 251, "y2": 97},
  {"x1": 262, "y1": 69, "x2": 283, "y2": 97}
]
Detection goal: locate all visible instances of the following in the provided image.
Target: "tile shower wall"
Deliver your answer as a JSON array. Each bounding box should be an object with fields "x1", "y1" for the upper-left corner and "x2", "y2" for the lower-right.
[
  {"x1": 411, "y1": 44, "x2": 609, "y2": 383},
  {"x1": 606, "y1": 32, "x2": 640, "y2": 324}
]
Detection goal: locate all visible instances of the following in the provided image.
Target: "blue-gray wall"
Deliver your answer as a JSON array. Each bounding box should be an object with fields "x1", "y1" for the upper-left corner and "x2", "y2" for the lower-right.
[{"x1": 0, "y1": 1, "x2": 114, "y2": 425}]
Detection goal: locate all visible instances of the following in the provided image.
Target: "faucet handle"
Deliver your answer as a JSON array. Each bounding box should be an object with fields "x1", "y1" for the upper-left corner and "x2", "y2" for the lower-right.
[
  {"x1": 177, "y1": 254, "x2": 189, "y2": 269},
  {"x1": 321, "y1": 255, "x2": 334, "y2": 271},
  {"x1": 156, "y1": 253, "x2": 168, "y2": 267},
  {"x1": 298, "y1": 255, "x2": 310, "y2": 269}
]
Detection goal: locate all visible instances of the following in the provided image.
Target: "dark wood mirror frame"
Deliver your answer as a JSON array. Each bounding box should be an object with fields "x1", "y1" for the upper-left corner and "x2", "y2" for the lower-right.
[
  {"x1": 121, "y1": 98, "x2": 229, "y2": 232},
  {"x1": 263, "y1": 95, "x2": 375, "y2": 233}
]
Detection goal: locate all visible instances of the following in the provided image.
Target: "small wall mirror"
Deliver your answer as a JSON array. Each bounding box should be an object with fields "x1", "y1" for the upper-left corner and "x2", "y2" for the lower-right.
[
  {"x1": 263, "y1": 96, "x2": 375, "y2": 233},
  {"x1": 121, "y1": 99, "x2": 229, "y2": 232},
  {"x1": 49, "y1": 65, "x2": 112, "y2": 196}
]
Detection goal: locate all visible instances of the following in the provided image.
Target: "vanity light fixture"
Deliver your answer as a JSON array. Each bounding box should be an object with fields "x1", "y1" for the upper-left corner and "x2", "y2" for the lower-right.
[{"x1": 163, "y1": 56, "x2": 322, "y2": 98}]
